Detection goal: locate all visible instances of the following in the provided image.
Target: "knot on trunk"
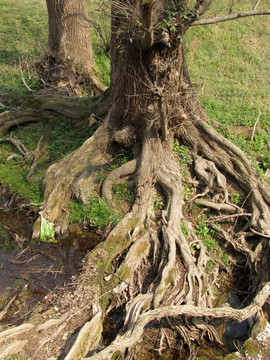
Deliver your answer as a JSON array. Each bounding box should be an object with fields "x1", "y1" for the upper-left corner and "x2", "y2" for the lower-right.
[{"x1": 112, "y1": 126, "x2": 136, "y2": 147}]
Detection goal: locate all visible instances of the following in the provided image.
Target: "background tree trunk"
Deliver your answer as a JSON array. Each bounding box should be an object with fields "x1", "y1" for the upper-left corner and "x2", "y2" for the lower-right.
[{"x1": 44, "y1": 0, "x2": 105, "y2": 93}]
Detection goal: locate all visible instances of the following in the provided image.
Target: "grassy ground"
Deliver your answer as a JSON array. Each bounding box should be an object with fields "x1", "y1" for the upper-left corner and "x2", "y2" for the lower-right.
[
  {"x1": 0, "y1": 0, "x2": 269, "y2": 202},
  {"x1": 185, "y1": 0, "x2": 270, "y2": 174}
]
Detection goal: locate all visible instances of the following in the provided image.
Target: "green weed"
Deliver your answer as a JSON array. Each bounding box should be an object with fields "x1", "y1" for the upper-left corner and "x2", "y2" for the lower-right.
[
  {"x1": 182, "y1": 183, "x2": 193, "y2": 201},
  {"x1": 196, "y1": 218, "x2": 218, "y2": 250},
  {"x1": 0, "y1": 159, "x2": 43, "y2": 204},
  {"x1": 48, "y1": 118, "x2": 90, "y2": 161},
  {"x1": 173, "y1": 141, "x2": 192, "y2": 168},
  {"x1": 96, "y1": 168, "x2": 106, "y2": 186},
  {"x1": 108, "y1": 152, "x2": 133, "y2": 172},
  {"x1": 152, "y1": 194, "x2": 164, "y2": 213},
  {"x1": 207, "y1": 260, "x2": 215, "y2": 271},
  {"x1": 69, "y1": 196, "x2": 121, "y2": 229},
  {"x1": 112, "y1": 183, "x2": 134, "y2": 204},
  {"x1": 180, "y1": 221, "x2": 189, "y2": 237},
  {"x1": 231, "y1": 191, "x2": 243, "y2": 205},
  {"x1": 221, "y1": 253, "x2": 230, "y2": 266}
]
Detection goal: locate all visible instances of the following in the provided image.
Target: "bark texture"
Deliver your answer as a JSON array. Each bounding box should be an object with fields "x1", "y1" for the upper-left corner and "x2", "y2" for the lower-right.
[{"x1": 44, "y1": 0, "x2": 105, "y2": 92}]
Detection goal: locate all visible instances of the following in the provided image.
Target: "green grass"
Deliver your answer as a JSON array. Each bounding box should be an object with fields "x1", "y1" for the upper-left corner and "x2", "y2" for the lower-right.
[
  {"x1": 0, "y1": 117, "x2": 91, "y2": 203},
  {"x1": 186, "y1": 4, "x2": 270, "y2": 128},
  {"x1": 0, "y1": 0, "x2": 48, "y2": 94},
  {"x1": 47, "y1": 117, "x2": 90, "y2": 161},
  {"x1": 69, "y1": 196, "x2": 121, "y2": 229},
  {"x1": 185, "y1": 0, "x2": 270, "y2": 170},
  {"x1": 112, "y1": 183, "x2": 134, "y2": 204},
  {"x1": 196, "y1": 218, "x2": 218, "y2": 250}
]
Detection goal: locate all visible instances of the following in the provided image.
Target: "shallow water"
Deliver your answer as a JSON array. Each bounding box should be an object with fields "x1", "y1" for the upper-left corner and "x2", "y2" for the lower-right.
[{"x1": 0, "y1": 198, "x2": 100, "y2": 325}]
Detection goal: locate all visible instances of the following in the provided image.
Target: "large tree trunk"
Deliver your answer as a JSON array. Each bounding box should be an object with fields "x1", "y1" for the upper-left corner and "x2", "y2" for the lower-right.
[
  {"x1": 44, "y1": 0, "x2": 105, "y2": 93},
  {"x1": 1, "y1": 1, "x2": 270, "y2": 359}
]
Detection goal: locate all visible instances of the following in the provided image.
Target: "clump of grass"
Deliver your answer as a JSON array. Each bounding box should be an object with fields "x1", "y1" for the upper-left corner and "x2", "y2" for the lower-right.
[
  {"x1": 152, "y1": 193, "x2": 164, "y2": 213},
  {"x1": 173, "y1": 141, "x2": 192, "y2": 169},
  {"x1": 112, "y1": 183, "x2": 134, "y2": 204},
  {"x1": 196, "y1": 218, "x2": 218, "y2": 250},
  {"x1": 47, "y1": 118, "x2": 90, "y2": 161},
  {"x1": 0, "y1": 158, "x2": 43, "y2": 204},
  {"x1": 69, "y1": 196, "x2": 121, "y2": 229},
  {"x1": 231, "y1": 191, "x2": 244, "y2": 206}
]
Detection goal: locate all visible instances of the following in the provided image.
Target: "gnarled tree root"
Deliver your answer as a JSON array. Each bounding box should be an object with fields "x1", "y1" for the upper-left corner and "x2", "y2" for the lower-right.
[{"x1": 82, "y1": 283, "x2": 270, "y2": 360}]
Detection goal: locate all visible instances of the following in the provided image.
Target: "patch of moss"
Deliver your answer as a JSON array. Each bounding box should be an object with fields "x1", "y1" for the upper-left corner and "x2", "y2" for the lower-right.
[
  {"x1": 69, "y1": 196, "x2": 121, "y2": 229},
  {"x1": 243, "y1": 339, "x2": 262, "y2": 357},
  {"x1": 136, "y1": 240, "x2": 148, "y2": 257}
]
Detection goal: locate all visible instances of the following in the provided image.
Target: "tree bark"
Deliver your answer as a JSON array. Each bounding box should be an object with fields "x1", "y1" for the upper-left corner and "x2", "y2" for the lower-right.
[{"x1": 44, "y1": 0, "x2": 105, "y2": 92}]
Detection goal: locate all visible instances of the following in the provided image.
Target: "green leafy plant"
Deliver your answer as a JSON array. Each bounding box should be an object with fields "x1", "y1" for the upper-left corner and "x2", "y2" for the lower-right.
[
  {"x1": 196, "y1": 218, "x2": 218, "y2": 250},
  {"x1": 69, "y1": 196, "x2": 121, "y2": 229},
  {"x1": 152, "y1": 193, "x2": 164, "y2": 213},
  {"x1": 112, "y1": 183, "x2": 134, "y2": 204},
  {"x1": 173, "y1": 141, "x2": 192, "y2": 169},
  {"x1": 231, "y1": 191, "x2": 243, "y2": 205},
  {"x1": 162, "y1": 3, "x2": 198, "y2": 33},
  {"x1": 180, "y1": 221, "x2": 189, "y2": 236},
  {"x1": 96, "y1": 168, "x2": 106, "y2": 186}
]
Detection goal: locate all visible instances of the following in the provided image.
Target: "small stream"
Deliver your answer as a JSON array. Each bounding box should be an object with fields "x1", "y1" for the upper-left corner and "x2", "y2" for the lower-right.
[{"x1": 0, "y1": 195, "x2": 100, "y2": 326}]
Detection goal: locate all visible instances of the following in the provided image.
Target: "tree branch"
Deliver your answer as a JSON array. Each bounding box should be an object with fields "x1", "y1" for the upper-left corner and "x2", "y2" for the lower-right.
[
  {"x1": 253, "y1": 0, "x2": 261, "y2": 10},
  {"x1": 195, "y1": 0, "x2": 213, "y2": 16},
  {"x1": 192, "y1": 9, "x2": 270, "y2": 26}
]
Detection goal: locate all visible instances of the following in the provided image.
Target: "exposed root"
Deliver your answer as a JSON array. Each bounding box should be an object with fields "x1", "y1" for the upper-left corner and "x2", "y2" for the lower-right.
[
  {"x1": 192, "y1": 156, "x2": 228, "y2": 202},
  {"x1": 37, "y1": 121, "x2": 112, "y2": 236},
  {"x1": 0, "y1": 110, "x2": 41, "y2": 136},
  {"x1": 195, "y1": 198, "x2": 237, "y2": 212},
  {"x1": 0, "y1": 136, "x2": 30, "y2": 157},
  {"x1": 26, "y1": 136, "x2": 44, "y2": 180},
  {"x1": 82, "y1": 283, "x2": 270, "y2": 360},
  {"x1": 1, "y1": 108, "x2": 270, "y2": 360},
  {"x1": 102, "y1": 159, "x2": 137, "y2": 208},
  {"x1": 64, "y1": 308, "x2": 102, "y2": 360},
  {"x1": 181, "y1": 116, "x2": 270, "y2": 235}
]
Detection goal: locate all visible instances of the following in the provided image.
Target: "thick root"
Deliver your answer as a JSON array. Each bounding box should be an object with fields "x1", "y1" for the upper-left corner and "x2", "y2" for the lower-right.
[
  {"x1": 180, "y1": 116, "x2": 270, "y2": 235},
  {"x1": 36, "y1": 122, "x2": 112, "y2": 236},
  {"x1": 102, "y1": 159, "x2": 137, "y2": 208},
  {"x1": 82, "y1": 283, "x2": 270, "y2": 360}
]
